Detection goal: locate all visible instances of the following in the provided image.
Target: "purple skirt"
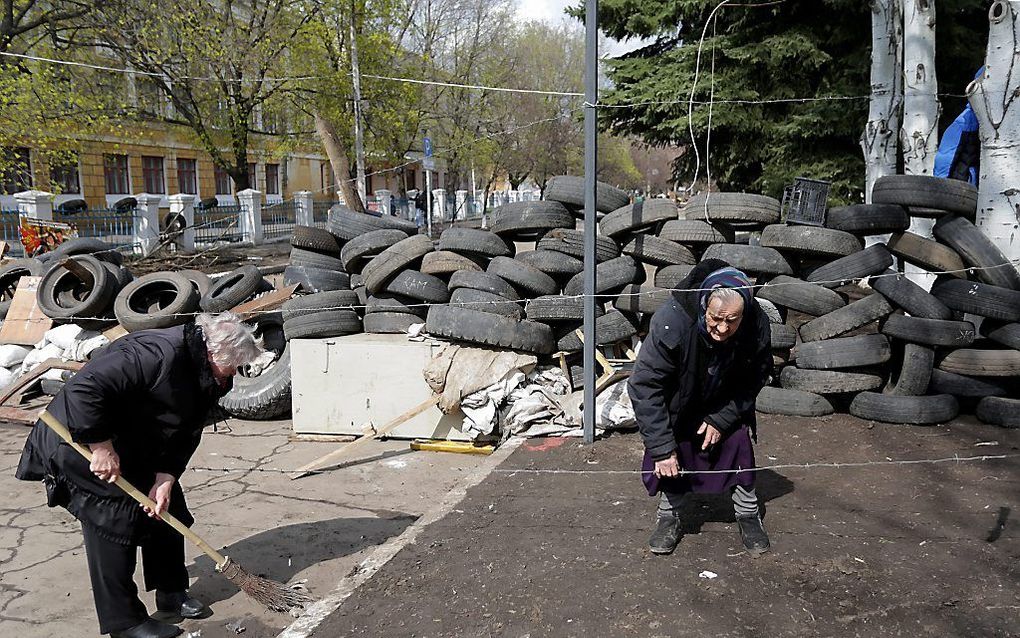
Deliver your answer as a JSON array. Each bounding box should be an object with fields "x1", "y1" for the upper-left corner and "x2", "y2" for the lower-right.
[{"x1": 642, "y1": 425, "x2": 756, "y2": 496}]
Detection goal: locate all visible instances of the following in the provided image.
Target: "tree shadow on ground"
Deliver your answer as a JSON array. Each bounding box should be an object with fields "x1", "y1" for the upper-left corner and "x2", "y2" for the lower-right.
[
  {"x1": 674, "y1": 469, "x2": 794, "y2": 533},
  {"x1": 185, "y1": 514, "x2": 416, "y2": 606}
]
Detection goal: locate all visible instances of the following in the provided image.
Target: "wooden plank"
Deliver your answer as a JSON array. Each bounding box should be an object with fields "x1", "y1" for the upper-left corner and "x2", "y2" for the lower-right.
[
  {"x1": 0, "y1": 277, "x2": 51, "y2": 345},
  {"x1": 287, "y1": 433, "x2": 359, "y2": 444},
  {"x1": 230, "y1": 284, "x2": 299, "y2": 320},
  {"x1": 0, "y1": 405, "x2": 42, "y2": 425},
  {"x1": 0, "y1": 359, "x2": 84, "y2": 406},
  {"x1": 103, "y1": 324, "x2": 129, "y2": 342},
  {"x1": 410, "y1": 439, "x2": 494, "y2": 456},
  {"x1": 289, "y1": 395, "x2": 440, "y2": 479}
]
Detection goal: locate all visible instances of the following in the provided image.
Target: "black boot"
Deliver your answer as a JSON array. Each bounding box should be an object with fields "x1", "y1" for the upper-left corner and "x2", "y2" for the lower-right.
[
  {"x1": 110, "y1": 618, "x2": 182, "y2": 638},
  {"x1": 648, "y1": 515, "x2": 682, "y2": 554},
  {"x1": 155, "y1": 590, "x2": 209, "y2": 620},
  {"x1": 736, "y1": 514, "x2": 771, "y2": 555}
]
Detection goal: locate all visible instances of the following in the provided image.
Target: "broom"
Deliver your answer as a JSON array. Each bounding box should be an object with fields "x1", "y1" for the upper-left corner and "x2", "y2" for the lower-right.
[{"x1": 38, "y1": 410, "x2": 313, "y2": 613}]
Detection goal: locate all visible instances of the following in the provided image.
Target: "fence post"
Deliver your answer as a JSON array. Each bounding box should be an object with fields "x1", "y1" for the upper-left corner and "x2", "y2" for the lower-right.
[
  {"x1": 374, "y1": 189, "x2": 392, "y2": 215},
  {"x1": 14, "y1": 190, "x2": 53, "y2": 221},
  {"x1": 236, "y1": 189, "x2": 263, "y2": 244},
  {"x1": 455, "y1": 189, "x2": 468, "y2": 220},
  {"x1": 133, "y1": 193, "x2": 161, "y2": 256},
  {"x1": 168, "y1": 193, "x2": 196, "y2": 252},
  {"x1": 295, "y1": 190, "x2": 314, "y2": 226},
  {"x1": 431, "y1": 188, "x2": 446, "y2": 222}
]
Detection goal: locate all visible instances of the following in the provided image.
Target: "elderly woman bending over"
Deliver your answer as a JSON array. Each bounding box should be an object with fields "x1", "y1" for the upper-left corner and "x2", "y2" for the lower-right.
[{"x1": 17, "y1": 313, "x2": 264, "y2": 638}]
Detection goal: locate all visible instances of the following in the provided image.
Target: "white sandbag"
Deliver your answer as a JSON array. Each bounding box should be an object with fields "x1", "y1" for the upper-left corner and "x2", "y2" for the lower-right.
[
  {"x1": 20, "y1": 343, "x2": 64, "y2": 375},
  {"x1": 42, "y1": 324, "x2": 85, "y2": 350},
  {"x1": 0, "y1": 366, "x2": 16, "y2": 389},
  {"x1": 0, "y1": 344, "x2": 32, "y2": 368},
  {"x1": 63, "y1": 334, "x2": 109, "y2": 362}
]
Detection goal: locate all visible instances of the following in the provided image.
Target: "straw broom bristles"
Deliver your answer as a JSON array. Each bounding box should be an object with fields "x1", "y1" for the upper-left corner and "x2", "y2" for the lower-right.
[{"x1": 218, "y1": 557, "x2": 314, "y2": 613}]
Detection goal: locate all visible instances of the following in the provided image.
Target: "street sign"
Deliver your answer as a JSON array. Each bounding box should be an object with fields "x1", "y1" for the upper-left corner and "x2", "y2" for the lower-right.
[
  {"x1": 424, "y1": 137, "x2": 433, "y2": 157},
  {"x1": 423, "y1": 137, "x2": 435, "y2": 171}
]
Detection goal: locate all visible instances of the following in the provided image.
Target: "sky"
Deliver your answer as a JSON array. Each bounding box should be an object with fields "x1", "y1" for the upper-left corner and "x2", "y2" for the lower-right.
[{"x1": 514, "y1": 0, "x2": 652, "y2": 58}]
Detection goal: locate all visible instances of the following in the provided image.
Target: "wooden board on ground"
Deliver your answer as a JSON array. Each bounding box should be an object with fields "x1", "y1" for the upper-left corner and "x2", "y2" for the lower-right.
[
  {"x1": 0, "y1": 405, "x2": 42, "y2": 425},
  {"x1": 103, "y1": 324, "x2": 128, "y2": 343},
  {"x1": 0, "y1": 277, "x2": 51, "y2": 345},
  {"x1": 230, "y1": 284, "x2": 299, "y2": 320}
]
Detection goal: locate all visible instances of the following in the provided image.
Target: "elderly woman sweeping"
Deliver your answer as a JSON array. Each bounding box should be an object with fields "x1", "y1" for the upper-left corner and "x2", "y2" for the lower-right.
[
  {"x1": 629, "y1": 260, "x2": 773, "y2": 556},
  {"x1": 16, "y1": 313, "x2": 264, "y2": 638}
]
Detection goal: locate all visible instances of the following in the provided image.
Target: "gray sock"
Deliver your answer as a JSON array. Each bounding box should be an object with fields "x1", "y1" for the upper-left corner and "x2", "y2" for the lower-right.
[{"x1": 732, "y1": 485, "x2": 759, "y2": 518}]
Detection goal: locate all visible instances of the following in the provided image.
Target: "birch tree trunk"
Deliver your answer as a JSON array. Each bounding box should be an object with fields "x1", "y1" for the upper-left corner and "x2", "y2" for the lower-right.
[
  {"x1": 969, "y1": 0, "x2": 1020, "y2": 266},
  {"x1": 901, "y1": 0, "x2": 940, "y2": 288},
  {"x1": 313, "y1": 111, "x2": 368, "y2": 214},
  {"x1": 861, "y1": 0, "x2": 904, "y2": 205}
]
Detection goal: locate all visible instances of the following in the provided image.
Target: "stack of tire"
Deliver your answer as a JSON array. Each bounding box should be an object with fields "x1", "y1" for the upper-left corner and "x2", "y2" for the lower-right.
[{"x1": 752, "y1": 175, "x2": 1020, "y2": 429}]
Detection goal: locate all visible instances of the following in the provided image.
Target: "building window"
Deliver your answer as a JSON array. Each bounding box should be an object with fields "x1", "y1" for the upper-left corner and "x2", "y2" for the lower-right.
[
  {"x1": 142, "y1": 156, "x2": 165, "y2": 194},
  {"x1": 247, "y1": 163, "x2": 257, "y2": 191},
  {"x1": 265, "y1": 163, "x2": 279, "y2": 195},
  {"x1": 50, "y1": 155, "x2": 80, "y2": 194},
  {"x1": 103, "y1": 154, "x2": 130, "y2": 195},
  {"x1": 1, "y1": 147, "x2": 32, "y2": 194},
  {"x1": 176, "y1": 158, "x2": 197, "y2": 195},
  {"x1": 214, "y1": 165, "x2": 232, "y2": 195}
]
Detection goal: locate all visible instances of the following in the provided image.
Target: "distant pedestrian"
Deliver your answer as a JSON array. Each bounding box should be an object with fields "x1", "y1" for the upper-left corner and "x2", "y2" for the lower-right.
[
  {"x1": 16, "y1": 313, "x2": 264, "y2": 638},
  {"x1": 413, "y1": 189, "x2": 427, "y2": 229},
  {"x1": 629, "y1": 260, "x2": 773, "y2": 556}
]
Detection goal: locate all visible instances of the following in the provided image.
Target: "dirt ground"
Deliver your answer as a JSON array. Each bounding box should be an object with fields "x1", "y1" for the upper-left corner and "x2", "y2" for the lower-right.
[
  {"x1": 309, "y1": 412, "x2": 1020, "y2": 638},
  {"x1": 0, "y1": 417, "x2": 489, "y2": 638}
]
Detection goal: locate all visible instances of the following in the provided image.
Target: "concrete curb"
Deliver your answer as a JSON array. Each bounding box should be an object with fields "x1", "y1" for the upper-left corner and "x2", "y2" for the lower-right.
[{"x1": 276, "y1": 436, "x2": 524, "y2": 638}]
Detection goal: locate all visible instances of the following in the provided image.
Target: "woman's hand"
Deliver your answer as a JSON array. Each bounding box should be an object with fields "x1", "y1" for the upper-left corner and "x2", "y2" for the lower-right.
[
  {"x1": 143, "y1": 473, "x2": 175, "y2": 519},
  {"x1": 88, "y1": 441, "x2": 121, "y2": 483},
  {"x1": 698, "y1": 422, "x2": 722, "y2": 450},
  {"x1": 654, "y1": 452, "x2": 680, "y2": 478}
]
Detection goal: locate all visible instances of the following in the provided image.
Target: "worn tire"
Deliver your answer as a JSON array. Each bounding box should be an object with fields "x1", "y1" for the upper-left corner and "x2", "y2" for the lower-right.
[
  {"x1": 621, "y1": 235, "x2": 696, "y2": 267},
  {"x1": 490, "y1": 201, "x2": 574, "y2": 239},
  {"x1": 563, "y1": 255, "x2": 643, "y2": 296},
  {"x1": 770, "y1": 323, "x2": 797, "y2": 350},
  {"x1": 487, "y1": 256, "x2": 558, "y2": 296},
  {"x1": 600, "y1": 199, "x2": 679, "y2": 238},
  {"x1": 937, "y1": 348, "x2": 1020, "y2": 377},
  {"x1": 201, "y1": 265, "x2": 263, "y2": 312},
  {"x1": 758, "y1": 298, "x2": 786, "y2": 324},
  {"x1": 219, "y1": 313, "x2": 291, "y2": 420},
  {"x1": 37, "y1": 255, "x2": 116, "y2": 320},
  {"x1": 556, "y1": 309, "x2": 637, "y2": 352},
  {"x1": 780, "y1": 367, "x2": 883, "y2": 394},
  {"x1": 880, "y1": 314, "x2": 976, "y2": 347},
  {"x1": 613, "y1": 285, "x2": 670, "y2": 315},
  {"x1": 450, "y1": 288, "x2": 523, "y2": 319},
  {"x1": 887, "y1": 232, "x2": 965, "y2": 276},
  {"x1": 806, "y1": 244, "x2": 894, "y2": 288},
  {"x1": 654, "y1": 265, "x2": 695, "y2": 290},
  {"x1": 525, "y1": 295, "x2": 601, "y2": 322},
  {"x1": 682, "y1": 193, "x2": 781, "y2": 225},
  {"x1": 515, "y1": 250, "x2": 584, "y2": 278},
  {"x1": 932, "y1": 214, "x2": 1020, "y2": 290},
  {"x1": 438, "y1": 228, "x2": 512, "y2": 258},
  {"x1": 426, "y1": 304, "x2": 554, "y2": 354},
  {"x1": 757, "y1": 276, "x2": 846, "y2": 316},
  {"x1": 795, "y1": 334, "x2": 891, "y2": 370},
  {"x1": 114, "y1": 272, "x2": 200, "y2": 332},
  {"x1": 340, "y1": 229, "x2": 408, "y2": 272},
  {"x1": 381, "y1": 270, "x2": 450, "y2": 303},
  {"x1": 871, "y1": 175, "x2": 978, "y2": 216},
  {"x1": 366, "y1": 294, "x2": 427, "y2": 318},
  {"x1": 283, "y1": 309, "x2": 362, "y2": 339},
  {"x1": 824, "y1": 204, "x2": 910, "y2": 235},
  {"x1": 538, "y1": 229, "x2": 620, "y2": 262},
  {"x1": 928, "y1": 369, "x2": 1011, "y2": 398},
  {"x1": 283, "y1": 265, "x2": 351, "y2": 293},
  {"x1": 978, "y1": 320, "x2": 1020, "y2": 350},
  {"x1": 0, "y1": 258, "x2": 45, "y2": 318},
  {"x1": 658, "y1": 219, "x2": 734, "y2": 246},
  {"x1": 421, "y1": 250, "x2": 483, "y2": 276},
  {"x1": 870, "y1": 270, "x2": 952, "y2": 319},
  {"x1": 701, "y1": 244, "x2": 793, "y2": 277},
  {"x1": 884, "y1": 343, "x2": 934, "y2": 396},
  {"x1": 756, "y1": 386, "x2": 834, "y2": 416},
  {"x1": 363, "y1": 312, "x2": 421, "y2": 334},
  {"x1": 976, "y1": 397, "x2": 1020, "y2": 428},
  {"x1": 51, "y1": 237, "x2": 123, "y2": 265},
  {"x1": 448, "y1": 271, "x2": 520, "y2": 301},
  {"x1": 288, "y1": 247, "x2": 346, "y2": 272},
  {"x1": 542, "y1": 175, "x2": 629, "y2": 214},
  {"x1": 327, "y1": 207, "x2": 418, "y2": 240},
  {"x1": 363, "y1": 234, "x2": 434, "y2": 294},
  {"x1": 849, "y1": 392, "x2": 958, "y2": 425},
  {"x1": 282, "y1": 290, "x2": 359, "y2": 322},
  {"x1": 760, "y1": 224, "x2": 863, "y2": 259},
  {"x1": 291, "y1": 225, "x2": 343, "y2": 256},
  {"x1": 178, "y1": 269, "x2": 211, "y2": 298},
  {"x1": 798, "y1": 293, "x2": 893, "y2": 342},
  {"x1": 930, "y1": 278, "x2": 1020, "y2": 322}
]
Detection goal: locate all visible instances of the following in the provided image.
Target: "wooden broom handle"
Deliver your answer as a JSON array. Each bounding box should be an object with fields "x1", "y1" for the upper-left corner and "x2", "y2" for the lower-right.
[{"x1": 38, "y1": 410, "x2": 229, "y2": 569}]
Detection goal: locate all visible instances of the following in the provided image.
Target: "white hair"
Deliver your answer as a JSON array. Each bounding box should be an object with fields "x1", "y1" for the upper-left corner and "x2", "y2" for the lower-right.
[
  {"x1": 195, "y1": 312, "x2": 264, "y2": 369},
  {"x1": 708, "y1": 287, "x2": 745, "y2": 308}
]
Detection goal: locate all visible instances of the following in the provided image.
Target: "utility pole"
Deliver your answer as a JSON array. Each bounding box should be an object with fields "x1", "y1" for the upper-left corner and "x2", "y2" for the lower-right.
[
  {"x1": 582, "y1": 0, "x2": 598, "y2": 444},
  {"x1": 349, "y1": 1, "x2": 367, "y2": 202}
]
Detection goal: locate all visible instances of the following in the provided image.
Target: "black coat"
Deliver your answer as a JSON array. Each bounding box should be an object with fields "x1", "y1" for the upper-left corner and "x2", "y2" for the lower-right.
[
  {"x1": 628, "y1": 259, "x2": 773, "y2": 462},
  {"x1": 16, "y1": 323, "x2": 231, "y2": 545}
]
